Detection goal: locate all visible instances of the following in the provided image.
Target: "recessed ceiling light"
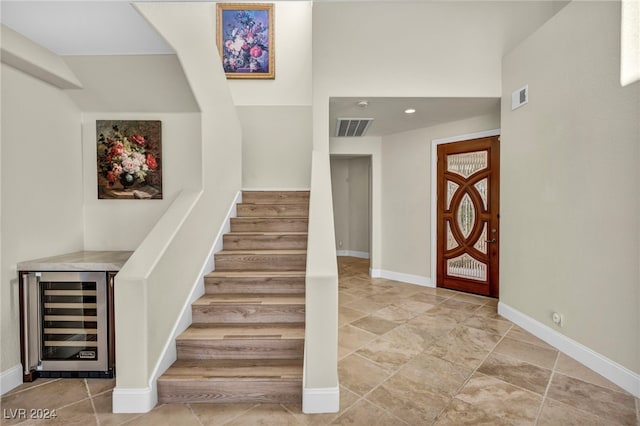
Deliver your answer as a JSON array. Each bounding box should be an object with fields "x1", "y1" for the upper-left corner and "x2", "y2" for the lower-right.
[
  {"x1": 357, "y1": 100, "x2": 369, "y2": 108},
  {"x1": 404, "y1": 108, "x2": 416, "y2": 114}
]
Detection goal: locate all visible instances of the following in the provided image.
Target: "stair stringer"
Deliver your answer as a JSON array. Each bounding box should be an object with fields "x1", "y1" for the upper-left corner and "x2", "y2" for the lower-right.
[{"x1": 148, "y1": 191, "x2": 242, "y2": 400}]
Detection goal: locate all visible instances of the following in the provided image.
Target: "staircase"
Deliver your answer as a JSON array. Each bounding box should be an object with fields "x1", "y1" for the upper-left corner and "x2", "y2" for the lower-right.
[{"x1": 157, "y1": 191, "x2": 309, "y2": 404}]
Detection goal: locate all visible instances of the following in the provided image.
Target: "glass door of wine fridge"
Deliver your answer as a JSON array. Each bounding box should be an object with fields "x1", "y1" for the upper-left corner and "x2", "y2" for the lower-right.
[{"x1": 23, "y1": 272, "x2": 109, "y2": 374}]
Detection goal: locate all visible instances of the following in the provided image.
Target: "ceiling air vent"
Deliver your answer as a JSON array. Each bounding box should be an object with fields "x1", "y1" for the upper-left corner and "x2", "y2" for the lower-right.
[{"x1": 335, "y1": 118, "x2": 374, "y2": 137}]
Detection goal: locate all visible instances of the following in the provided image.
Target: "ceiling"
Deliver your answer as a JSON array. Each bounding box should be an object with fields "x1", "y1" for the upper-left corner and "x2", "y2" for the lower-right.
[{"x1": 330, "y1": 97, "x2": 500, "y2": 137}]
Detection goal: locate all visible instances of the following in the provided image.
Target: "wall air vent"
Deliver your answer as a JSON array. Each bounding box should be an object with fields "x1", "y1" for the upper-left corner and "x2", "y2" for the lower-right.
[{"x1": 335, "y1": 118, "x2": 374, "y2": 137}]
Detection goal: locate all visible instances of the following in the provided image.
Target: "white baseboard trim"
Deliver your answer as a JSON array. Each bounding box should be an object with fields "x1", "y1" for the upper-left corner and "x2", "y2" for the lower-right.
[
  {"x1": 336, "y1": 250, "x2": 369, "y2": 259},
  {"x1": 112, "y1": 385, "x2": 156, "y2": 414},
  {"x1": 0, "y1": 364, "x2": 23, "y2": 395},
  {"x1": 115, "y1": 191, "x2": 242, "y2": 414},
  {"x1": 302, "y1": 386, "x2": 340, "y2": 413},
  {"x1": 369, "y1": 268, "x2": 434, "y2": 287},
  {"x1": 498, "y1": 302, "x2": 640, "y2": 398}
]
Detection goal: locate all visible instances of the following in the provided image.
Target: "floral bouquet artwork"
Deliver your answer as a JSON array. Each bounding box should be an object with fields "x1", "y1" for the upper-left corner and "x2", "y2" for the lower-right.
[
  {"x1": 96, "y1": 120, "x2": 162, "y2": 199},
  {"x1": 217, "y1": 3, "x2": 274, "y2": 79}
]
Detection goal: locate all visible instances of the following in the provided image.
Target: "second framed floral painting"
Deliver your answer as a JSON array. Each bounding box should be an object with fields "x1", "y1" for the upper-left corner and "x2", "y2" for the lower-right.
[{"x1": 217, "y1": 3, "x2": 275, "y2": 79}]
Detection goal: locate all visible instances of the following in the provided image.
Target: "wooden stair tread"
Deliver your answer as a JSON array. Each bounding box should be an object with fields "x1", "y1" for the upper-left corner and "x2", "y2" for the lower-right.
[
  {"x1": 225, "y1": 232, "x2": 307, "y2": 236},
  {"x1": 206, "y1": 271, "x2": 305, "y2": 278},
  {"x1": 217, "y1": 249, "x2": 306, "y2": 255},
  {"x1": 178, "y1": 323, "x2": 304, "y2": 340},
  {"x1": 159, "y1": 359, "x2": 303, "y2": 380},
  {"x1": 194, "y1": 294, "x2": 305, "y2": 305}
]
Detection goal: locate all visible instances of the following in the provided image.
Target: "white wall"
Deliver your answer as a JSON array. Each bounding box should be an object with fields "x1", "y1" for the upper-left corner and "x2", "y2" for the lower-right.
[
  {"x1": 228, "y1": 2, "x2": 313, "y2": 190},
  {"x1": 1, "y1": 64, "x2": 84, "y2": 374},
  {"x1": 238, "y1": 106, "x2": 311, "y2": 189},
  {"x1": 82, "y1": 113, "x2": 202, "y2": 250},
  {"x1": 380, "y1": 113, "x2": 500, "y2": 280},
  {"x1": 331, "y1": 157, "x2": 370, "y2": 255},
  {"x1": 313, "y1": 1, "x2": 562, "y2": 151},
  {"x1": 501, "y1": 1, "x2": 639, "y2": 374}
]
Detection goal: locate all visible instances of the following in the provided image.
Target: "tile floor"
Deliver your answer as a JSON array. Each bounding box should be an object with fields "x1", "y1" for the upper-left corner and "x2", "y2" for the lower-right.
[{"x1": 2, "y1": 257, "x2": 638, "y2": 425}]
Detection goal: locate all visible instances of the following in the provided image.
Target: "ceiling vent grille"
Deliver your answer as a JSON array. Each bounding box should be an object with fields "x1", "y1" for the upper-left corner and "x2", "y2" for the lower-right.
[{"x1": 335, "y1": 118, "x2": 374, "y2": 137}]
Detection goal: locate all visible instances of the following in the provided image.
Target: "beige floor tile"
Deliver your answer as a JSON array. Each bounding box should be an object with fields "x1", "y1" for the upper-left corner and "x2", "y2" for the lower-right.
[
  {"x1": 283, "y1": 387, "x2": 359, "y2": 426},
  {"x1": 356, "y1": 337, "x2": 421, "y2": 370},
  {"x1": 419, "y1": 305, "x2": 474, "y2": 323},
  {"x1": 546, "y1": 373, "x2": 637, "y2": 425},
  {"x1": 338, "y1": 306, "x2": 367, "y2": 326},
  {"x1": 123, "y1": 404, "x2": 200, "y2": 426},
  {"x1": 537, "y1": 397, "x2": 620, "y2": 426},
  {"x1": 406, "y1": 292, "x2": 448, "y2": 305},
  {"x1": 0, "y1": 378, "x2": 90, "y2": 423},
  {"x1": 371, "y1": 304, "x2": 415, "y2": 323},
  {"x1": 16, "y1": 398, "x2": 96, "y2": 426},
  {"x1": 188, "y1": 402, "x2": 256, "y2": 425},
  {"x1": 455, "y1": 373, "x2": 542, "y2": 424},
  {"x1": 441, "y1": 298, "x2": 484, "y2": 312},
  {"x1": 367, "y1": 372, "x2": 449, "y2": 425},
  {"x1": 344, "y1": 298, "x2": 388, "y2": 314},
  {"x1": 493, "y1": 337, "x2": 558, "y2": 369},
  {"x1": 450, "y1": 292, "x2": 492, "y2": 305},
  {"x1": 223, "y1": 404, "x2": 301, "y2": 426},
  {"x1": 338, "y1": 293, "x2": 361, "y2": 306},
  {"x1": 382, "y1": 323, "x2": 440, "y2": 352},
  {"x1": 478, "y1": 352, "x2": 552, "y2": 395},
  {"x1": 397, "y1": 352, "x2": 472, "y2": 396},
  {"x1": 464, "y1": 314, "x2": 513, "y2": 336},
  {"x1": 338, "y1": 324, "x2": 377, "y2": 353},
  {"x1": 338, "y1": 354, "x2": 392, "y2": 396},
  {"x1": 473, "y1": 304, "x2": 503, "y2": 319},
  {"x1": 554, "y1": 353, "x2": 626, "y2": 393},
  {"x1": 434, "y1": 398, "x2": 512, "y2": 425},
  {"x1": 351, "y1": 315, "x2": 399, "y2": 335},
  {"x1": 393, "y1": 299, "x2": 435, "y2": 316},
  {"x1": 330, "y1": 399, "x2": 404, "y2": 425},
  {"x1": 2, "y1": 378, "x2": 60, "y2": 397},
  {"x1": 86, "y1": 378, "x2": 116, "y2": 397},
  {"x1": 92, "y1": 392, "x2": 141, "y2": 426},
  {"x1": 506, "y1": 325, "x2": 555, "y2": 350},
  {"x1": 424, "y1": 326, "x2": 500, "y2": 369}
]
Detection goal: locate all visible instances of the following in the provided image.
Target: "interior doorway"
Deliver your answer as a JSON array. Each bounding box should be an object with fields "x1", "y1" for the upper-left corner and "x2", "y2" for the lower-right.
[{"x1": 330, "y1": 155, "x2": 372, "y2": 263}]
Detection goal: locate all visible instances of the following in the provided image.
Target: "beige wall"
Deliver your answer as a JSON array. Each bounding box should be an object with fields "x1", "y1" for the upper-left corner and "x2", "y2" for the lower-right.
[
  {"x1": 230, "y1": 2, "x2": 313, "y2": 190},
  {"x1": 501, "y1": 1, "x2": 639, "y2": 373},
  {"x1": 1, "y1": 64, "x2": 84, "y2": 373},
  {"x1": 238, "y1": 106, "x2": 311, "y2": 189},
  {"x1": 380, "y1": 113, "x2": 500, "y2": 279},
  {"x1": 330, "y1": 156, "x2": 370, "y2": 255}
]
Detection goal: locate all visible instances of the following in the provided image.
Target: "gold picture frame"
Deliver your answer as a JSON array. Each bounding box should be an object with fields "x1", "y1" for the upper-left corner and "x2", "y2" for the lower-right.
[{"x1": 216, "y1": 3, "x2": 275, "y2": 79}]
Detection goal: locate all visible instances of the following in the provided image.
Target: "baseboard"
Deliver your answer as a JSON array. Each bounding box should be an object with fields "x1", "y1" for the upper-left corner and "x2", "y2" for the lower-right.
[
  {"x1": 0, "y1": 364, "x2": 23, "y2": 395},
  {"x1": 131, "y1": 191, "x2": 241, "y2": 414},
  {"x1": 498, "y1": 302, "x2": 640, "y2": 398},
  {"x1": 336, "y1": 250, "x2": 369, "y2": 259},
  {"x1": 302, "y1": 386, "x2": 340, "y2": 414},
  {"x1": 369, "y1": 268, "x2": 434, "y2": 287},
  {"x1": 112, "y1": 385, "x2": 156, "y2": 413}
]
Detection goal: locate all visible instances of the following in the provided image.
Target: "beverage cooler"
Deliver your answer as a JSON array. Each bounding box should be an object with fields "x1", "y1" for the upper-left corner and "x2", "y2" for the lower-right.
[{"x1": 19, "y1": 271, "x2": 115, "y2": 379}]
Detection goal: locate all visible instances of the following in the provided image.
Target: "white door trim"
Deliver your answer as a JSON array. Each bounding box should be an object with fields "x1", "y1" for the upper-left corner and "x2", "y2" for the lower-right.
[{"x1": 430, "y1": 129, "x2": 501, "y2": 289}]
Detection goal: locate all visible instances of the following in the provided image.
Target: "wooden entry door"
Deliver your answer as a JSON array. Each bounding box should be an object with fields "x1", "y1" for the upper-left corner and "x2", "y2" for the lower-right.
[{"x1": 437, "y1": 136, "x2": 500, "y2": 297}]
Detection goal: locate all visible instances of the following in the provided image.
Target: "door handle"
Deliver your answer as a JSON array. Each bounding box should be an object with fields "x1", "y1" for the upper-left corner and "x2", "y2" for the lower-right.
[{"x1": 485, "y1": 239, "x2": 497, "y2": 243}]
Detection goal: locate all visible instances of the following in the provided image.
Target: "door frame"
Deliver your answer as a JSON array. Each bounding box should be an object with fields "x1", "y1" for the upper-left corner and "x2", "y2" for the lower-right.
[{"x1": 430, "y1": 129, "x2": 500, "y2": 289}]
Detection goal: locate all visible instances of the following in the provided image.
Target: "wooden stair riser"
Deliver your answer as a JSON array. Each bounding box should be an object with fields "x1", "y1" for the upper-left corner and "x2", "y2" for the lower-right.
[
  {"x1": 205, "y1": 275, "x2": 305, "y2": 295},
  {"x1": 215, "y1": 253, "x2": 306, "y2": 271},
  {"x1": 223, "y1": 234, "x2": 307, "y2": 251},
  {"x1": 230, "y1": 218, "x2": 308, "y2": 232},
  {"x1": 158, "y1": 380, "x2": 302, "y2": 404},
  {"x1": 242, "y1": 191, "x2": 310, "y2": 205},
  {"x1": 192, "y1": 304, "x2": 305, "y2": 324},
  {"x1": 237, "y1": 204, "x2": 309, "y2": 218},
  {"x1": 176, "y1": 339, "x2": 304, "y2": 360}
]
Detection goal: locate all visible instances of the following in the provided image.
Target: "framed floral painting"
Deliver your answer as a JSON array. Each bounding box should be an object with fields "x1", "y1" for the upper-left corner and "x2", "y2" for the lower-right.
[
  {"x1": 96, "y1": 120, "x2": 162, "y2": 199},
  {"x1": 216, "y1": 3, "x2": 275, "y2": 79}
]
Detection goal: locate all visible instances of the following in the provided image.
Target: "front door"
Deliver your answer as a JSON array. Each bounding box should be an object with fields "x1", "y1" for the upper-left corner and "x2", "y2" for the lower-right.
[{"x1": 437, "y1": 136, "x2": 500, "y2": 297}]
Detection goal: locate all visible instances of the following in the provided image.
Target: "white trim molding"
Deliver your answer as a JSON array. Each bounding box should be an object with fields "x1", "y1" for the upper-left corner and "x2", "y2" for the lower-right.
[
  {"x1": 336, "y1": 250, "x2": 370, "y2": 259},
  {"x1": 302, "y1": 386, "x2": 340, "y2": 414},
  {"x1": 499, "y1": 302, "x2": 640, "y2": 398},
  {"x1": 112, "y1": 385, "x2": 156, "y2": 414},
  {"x1": 370, "y1": 268, "x2": 433, "y2": 287},
  {"x1": 0, "y1": 364, "x2": 23, "y2": 396},
  {"x1": 430, "y1": 129, "x2": 500, "y2": 290}
]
